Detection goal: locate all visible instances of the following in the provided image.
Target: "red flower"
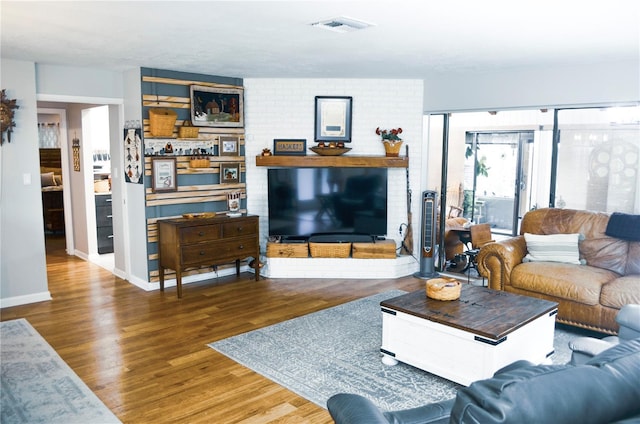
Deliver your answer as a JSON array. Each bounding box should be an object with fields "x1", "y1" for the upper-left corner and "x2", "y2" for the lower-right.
[{"x1": 375, "y1": 127, "x2": 403, "y2": 141}]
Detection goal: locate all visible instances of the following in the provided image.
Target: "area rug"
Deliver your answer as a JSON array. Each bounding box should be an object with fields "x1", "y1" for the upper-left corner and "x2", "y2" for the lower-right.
[
  {"x1": 1, "y1": 318, "x2": 121, "y2": 424},
  {"x1": 210, "y1": 290, "x2": 589, "y2": 412}
]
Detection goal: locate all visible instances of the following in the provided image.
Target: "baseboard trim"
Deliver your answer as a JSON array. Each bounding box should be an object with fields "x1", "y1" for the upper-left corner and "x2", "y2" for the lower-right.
[{"x1": 0, "y1": 291, "x2": 53, "y2": 309}]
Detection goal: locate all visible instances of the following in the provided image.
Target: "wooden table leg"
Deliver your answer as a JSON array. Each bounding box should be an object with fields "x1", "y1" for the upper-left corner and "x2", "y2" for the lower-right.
[
  {"x1": 176, "y1": 269, "x2": 182, "y2": 299},
  {"x1": 159, "y1": 267, "x2": 165, "y2": 292},
  {"x1": 249, "y1": 258, "x2": 261, "y2": 281}
]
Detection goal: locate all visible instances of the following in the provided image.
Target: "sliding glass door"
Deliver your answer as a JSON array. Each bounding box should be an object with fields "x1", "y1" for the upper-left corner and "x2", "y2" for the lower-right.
[{"x1": 463, "y1": 131, "x2": 533, "y2": 234}]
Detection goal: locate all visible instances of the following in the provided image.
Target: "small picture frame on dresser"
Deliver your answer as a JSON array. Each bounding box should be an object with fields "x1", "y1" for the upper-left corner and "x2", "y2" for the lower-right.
[{"x1": 151, "y1": 157, "x2": 177, "y2": 193}]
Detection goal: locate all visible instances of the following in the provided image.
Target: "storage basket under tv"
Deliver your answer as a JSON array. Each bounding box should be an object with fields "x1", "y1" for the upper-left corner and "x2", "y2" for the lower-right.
[
  {"x1": 266, "y1": 242, "x2": 309, "y2": 258},
  {"x1": 309, "y1": 242, "x2": 352, "y2": 258},
  {"x1": 148, "y1": 108, "x2": 178, "y2": 137}
]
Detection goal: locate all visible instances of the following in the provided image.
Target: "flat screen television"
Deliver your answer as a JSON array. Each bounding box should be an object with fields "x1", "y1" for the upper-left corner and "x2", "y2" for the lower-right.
[{"x1": 267, "y1": 167, "x2": 388, "y2": 240}]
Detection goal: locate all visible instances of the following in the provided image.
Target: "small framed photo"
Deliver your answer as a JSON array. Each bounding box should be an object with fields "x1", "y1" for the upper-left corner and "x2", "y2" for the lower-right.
[
  {"x1": 219, "y1": 135, "x2": 239, "y2": 156},
  {"x1": 273, "y1": 139, "x2": 307, "y2": 156},
  {"x1": 220, "y1": 163, "x2": 240, "y2": 184},
  {"x1": 151, "y1": 157, "x2": 177, "y2": 193},
  {"x1": 314, "y1": 96, "x2": 352, "y2": 143},
  {"x1": 190, "y1": 85, "x2": 244, "y2": 128}
]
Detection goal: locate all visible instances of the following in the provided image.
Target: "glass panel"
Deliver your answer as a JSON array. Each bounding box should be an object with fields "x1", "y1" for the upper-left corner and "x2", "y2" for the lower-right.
[
  {"x1": 556, "y1": 106, "x2": 640, "y2": 214},
  {"x1": 464, "y1": 131, "x2": 533, "y2": 234}
]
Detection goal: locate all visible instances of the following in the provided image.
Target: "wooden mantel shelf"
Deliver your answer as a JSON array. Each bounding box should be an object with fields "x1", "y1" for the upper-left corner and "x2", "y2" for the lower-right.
[{"x1": 255, "y1": 155, "x2": 408, "y2": 168}]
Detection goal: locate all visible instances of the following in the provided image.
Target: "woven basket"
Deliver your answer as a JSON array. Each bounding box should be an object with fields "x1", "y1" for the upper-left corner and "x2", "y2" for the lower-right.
[
  {"x1": 426, "y1": 277, "x2": 461, "y2": 301},
  {"x1": 149, "y1": 108, "x2": 177, "y2": 137},
  {"x1": 94, "y1": 179, "x2": 110, "y2": 193},
  {"x1": 178, "y1": 120, "x2": 199, "y2": 138},
  {"x1": 309, "y1": 242, "x2": 351, "y2": 258},
  {"x1": 266, "y1": 242, "x2": 309, "y2": 258},
  {"x1": 189, "y1": 158, "x2": 210, "y2": 168}
]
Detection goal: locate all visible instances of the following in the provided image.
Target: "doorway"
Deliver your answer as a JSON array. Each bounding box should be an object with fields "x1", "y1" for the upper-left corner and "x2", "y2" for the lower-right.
[
  {"x1": 463, "y1": 131, "x2": 534, "y2": 235},
  {"x1": 38, "y1": 101, "x2": 118, "y2": 275}
]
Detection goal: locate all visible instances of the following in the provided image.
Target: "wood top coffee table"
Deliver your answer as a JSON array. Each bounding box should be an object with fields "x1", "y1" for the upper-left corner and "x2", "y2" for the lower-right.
[{"x1": 380, "y1": 284, "x2": 558, "y2": 386}]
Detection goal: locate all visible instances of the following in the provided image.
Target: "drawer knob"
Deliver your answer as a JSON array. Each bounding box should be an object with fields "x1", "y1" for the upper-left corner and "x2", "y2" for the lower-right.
[
  {"x1": 199, "y1": 251, "x2": 206, "y2": 256},
  {"x1": 199, "y1": 231, "x2": 205, "y2": 236},
  {"x1": 237, "y1": 227, "x2": 243, "y2": 232},
  {"x1": 238, "y1": 245, "x2": 244, "y2": 250}
]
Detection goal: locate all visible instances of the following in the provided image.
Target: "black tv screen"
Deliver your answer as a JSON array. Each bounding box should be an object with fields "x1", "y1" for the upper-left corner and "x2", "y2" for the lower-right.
[{"x1": 268, "y1": 168, "x2": 388, "y2": 239}]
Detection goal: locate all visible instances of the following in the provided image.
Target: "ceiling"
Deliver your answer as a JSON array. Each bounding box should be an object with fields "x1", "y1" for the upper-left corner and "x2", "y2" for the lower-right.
[{"x1": 2, "y1": 1, "x2": 639, "y2": 80}]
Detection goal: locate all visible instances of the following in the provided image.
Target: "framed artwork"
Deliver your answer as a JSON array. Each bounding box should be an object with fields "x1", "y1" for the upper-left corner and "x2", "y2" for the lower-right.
[
  {"x1": 151, "y1": 157, "x2": 177, "y2": 192},
  {"x1": 220, "y1": 163, "x2": 240, "y2": 184},
  {"x1": 273, "y1": 138, "x2": 307, "y2": 156},
  {"x1": 124, "y1": 127, "x2": 143, "y2": 184},
  {"x1": 219, "y1": 135, "x2": 239, "y2": 156},
  {"x1": 190, "y1": 85, "x2": 244, "y2": 128},
  {"x1": 314, "y1": 96, "x2": 352, "y2": 143}
]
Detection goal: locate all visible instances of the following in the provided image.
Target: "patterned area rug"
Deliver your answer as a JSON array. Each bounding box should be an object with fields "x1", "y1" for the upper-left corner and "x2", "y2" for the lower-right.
[
  {"x1": 1, "y1": 319, "x2": 121, "y2": 424},
  {"x1": 210, "y1": 290, "x2": 589, "y2": 412}
]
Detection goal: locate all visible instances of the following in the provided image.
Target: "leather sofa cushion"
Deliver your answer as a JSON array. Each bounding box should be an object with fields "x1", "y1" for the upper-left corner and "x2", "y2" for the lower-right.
[
  {"x1": 600, "y1": 276, "x2": 640, "y2": 309},
  {"x1": 521, "y1": 208, "x2": 630, "y2": 275},
  {"x1": 626, "y1": 242, "x2": 640, "y2": 275},
  {"x1": 450, "y1": 338, "x2": 640, "y2": 424},
  {"x1": 511, "y1": 262, "x2": 618, "y2": 305}
]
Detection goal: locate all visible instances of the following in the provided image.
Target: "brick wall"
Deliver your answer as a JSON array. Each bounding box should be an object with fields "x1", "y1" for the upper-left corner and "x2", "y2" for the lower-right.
[{"x1": 243, "y1": 78, "x2": 424, "y2": 275}]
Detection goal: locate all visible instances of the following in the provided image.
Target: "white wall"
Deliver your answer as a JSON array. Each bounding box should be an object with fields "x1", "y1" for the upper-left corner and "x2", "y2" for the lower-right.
[
  {"x1": 0, "y1": 59, "x2": 51, "y2": 307},
  {"x1": 121, "y1": 68, "x2": 148, "y2": 286},
  {"x1": 423, "y1": 60, "x2": 640, "y2": 112},
  {"x1": 243, "y1": 78, "x2": 425, "y2": 259}
]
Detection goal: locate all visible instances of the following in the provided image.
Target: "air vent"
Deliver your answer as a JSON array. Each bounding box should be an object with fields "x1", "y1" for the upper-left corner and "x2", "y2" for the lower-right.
[{"x1": 310, "y1": 16, "x2": 374, "y2": 33}]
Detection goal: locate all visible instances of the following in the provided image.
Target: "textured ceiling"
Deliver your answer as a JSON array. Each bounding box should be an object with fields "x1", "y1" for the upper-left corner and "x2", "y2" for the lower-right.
[{"x1": 1, "y1": 1, "x2": 639, "y2": 79}]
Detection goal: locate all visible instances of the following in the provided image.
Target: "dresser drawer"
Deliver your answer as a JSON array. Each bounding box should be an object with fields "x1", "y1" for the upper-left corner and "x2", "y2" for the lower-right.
[
  {"x1": 181, "y1": 237, "x2": 257, "y2": 265},
  {"x1": 222, "y1": 219, "x2": 258, "y2": 238},
  {"x1": 180, "y1": 225, "x2": 221, "y2": 244},
  {"x1": 96, "y1": 205, "x2": 112, "y2": 227},
  {"x1": 95, "y1": 194, "x2": 112, "y2": 207}
]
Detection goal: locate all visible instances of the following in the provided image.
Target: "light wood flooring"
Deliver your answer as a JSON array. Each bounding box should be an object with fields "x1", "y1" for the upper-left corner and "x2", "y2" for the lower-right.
[{"x1": 0, "y1": 235, "x2": 425, "y2": 423}]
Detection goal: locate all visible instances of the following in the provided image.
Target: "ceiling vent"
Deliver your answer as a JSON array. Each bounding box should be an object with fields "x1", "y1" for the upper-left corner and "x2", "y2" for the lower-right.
[{"x1": 310, "y1": 16, "x2": 374, "y2": 33}]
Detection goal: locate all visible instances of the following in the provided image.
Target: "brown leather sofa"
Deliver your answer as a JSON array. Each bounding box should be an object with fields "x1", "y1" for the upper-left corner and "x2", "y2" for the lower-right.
[{"x1": 477, "y1": 208, "x2": 640, "y2": 334}]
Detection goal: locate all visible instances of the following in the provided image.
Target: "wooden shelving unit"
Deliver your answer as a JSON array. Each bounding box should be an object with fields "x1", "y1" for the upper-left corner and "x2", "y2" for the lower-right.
[{"x1": 255, "y1": 155, "x2": 408, "y2": 168}]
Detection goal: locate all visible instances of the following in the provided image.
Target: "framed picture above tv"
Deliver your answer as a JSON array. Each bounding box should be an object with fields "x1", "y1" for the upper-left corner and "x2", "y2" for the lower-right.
[
  {"x1": 314, "y1": 96, "x2": 352, "y2": 143},
  {"x1": 190, "y1": 85, "x2": 244, "y2": 128}
]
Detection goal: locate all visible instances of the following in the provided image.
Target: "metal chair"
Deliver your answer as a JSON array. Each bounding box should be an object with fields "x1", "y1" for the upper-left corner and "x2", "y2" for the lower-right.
[{"x1": 462, "y1": 223, "x2": 494, "y2": 283}]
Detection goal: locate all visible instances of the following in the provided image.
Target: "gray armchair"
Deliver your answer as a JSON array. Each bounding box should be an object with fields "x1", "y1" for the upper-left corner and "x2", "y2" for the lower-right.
[
  {"x1": 327, "y1": 338, "x2": 640, "y2": 424},
  {"x1": 569, "y1": 304, "x2": 640, "y2": 365}
]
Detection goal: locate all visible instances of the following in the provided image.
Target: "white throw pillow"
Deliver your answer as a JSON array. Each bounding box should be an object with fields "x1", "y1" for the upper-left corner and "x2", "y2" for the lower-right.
[{"x1": 523, "y1": 233, "x2": 583, "y2": 265}]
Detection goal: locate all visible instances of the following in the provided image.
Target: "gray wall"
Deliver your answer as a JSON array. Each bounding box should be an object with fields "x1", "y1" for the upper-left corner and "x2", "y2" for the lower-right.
[{"x1": 0, "y1": 59, "x2": 51, "y2": 306}]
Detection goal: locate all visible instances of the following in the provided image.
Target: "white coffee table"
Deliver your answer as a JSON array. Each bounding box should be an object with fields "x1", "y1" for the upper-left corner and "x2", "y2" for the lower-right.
[{"x1": 380, "y1": 285, "x2": 558, "y2": 386}]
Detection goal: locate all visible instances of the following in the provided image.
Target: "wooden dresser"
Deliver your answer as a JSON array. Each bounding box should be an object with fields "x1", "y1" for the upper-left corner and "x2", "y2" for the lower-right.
[{"x1": 157, "y1": 214, "x2": 260, "y2": 298}]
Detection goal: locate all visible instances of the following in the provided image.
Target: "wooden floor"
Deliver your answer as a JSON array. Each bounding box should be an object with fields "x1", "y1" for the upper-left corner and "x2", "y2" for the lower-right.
[{"x1": 0, "y1": 235, "x2": 425, "y2": 423}]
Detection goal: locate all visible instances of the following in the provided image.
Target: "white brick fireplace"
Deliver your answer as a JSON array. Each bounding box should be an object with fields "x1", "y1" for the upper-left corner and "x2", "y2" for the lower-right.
[{"x1": 243, "y1": 78, "x2": 425, "y2": 278}]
